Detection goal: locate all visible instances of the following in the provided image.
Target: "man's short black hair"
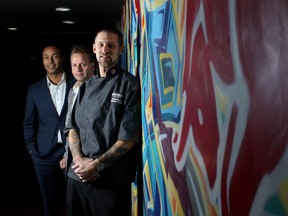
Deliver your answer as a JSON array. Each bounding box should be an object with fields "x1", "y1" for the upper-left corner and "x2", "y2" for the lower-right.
[{"x1": 95, "y1": 26, "x2": 123, "y2": 46}]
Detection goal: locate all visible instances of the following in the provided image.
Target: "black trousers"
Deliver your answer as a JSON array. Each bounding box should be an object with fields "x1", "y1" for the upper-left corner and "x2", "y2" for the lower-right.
[
  {"x1": 66, "y1": 178, "x2": 131, "y2": 216},
  {"x1": 33, "y1": 163, "x2": 66, "y2": 216}
]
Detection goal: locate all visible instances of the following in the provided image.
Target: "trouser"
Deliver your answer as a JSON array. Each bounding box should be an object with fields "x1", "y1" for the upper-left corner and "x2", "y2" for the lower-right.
[
  {"x1": 33, "y1": 163, "x2": 66, "y2": 216},
  {"x1": 66, "y1": 178, "x2": 131, "y2": 216}
]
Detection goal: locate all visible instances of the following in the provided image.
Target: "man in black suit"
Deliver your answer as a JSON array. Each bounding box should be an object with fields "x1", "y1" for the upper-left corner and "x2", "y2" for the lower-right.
[{"x1": 23, "y1": 45, "x2": 76, "y2": 216}]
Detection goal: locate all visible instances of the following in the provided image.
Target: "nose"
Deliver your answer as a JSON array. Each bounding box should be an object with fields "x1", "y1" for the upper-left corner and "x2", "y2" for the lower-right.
[
  {"x1": 77, "y1": 65, "x2": 83, "y2": 71},
  {"x1": 102, "y1": 44, "x2": 109, "y2": 52}
]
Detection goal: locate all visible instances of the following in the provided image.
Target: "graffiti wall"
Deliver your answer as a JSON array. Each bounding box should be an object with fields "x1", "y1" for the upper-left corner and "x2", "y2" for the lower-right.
[{"x1": 122, "y1": 0, "x2": 288, "y2": 215}]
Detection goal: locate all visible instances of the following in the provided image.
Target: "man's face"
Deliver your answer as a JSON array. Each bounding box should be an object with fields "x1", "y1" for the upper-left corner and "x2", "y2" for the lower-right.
[
  {"x1": 42, "y1": 46, "x2": 63, "y2": 74},
  {"x1": 70, "y1": 53, "x2": 95, "y2": 82},
  {"x1": 93, "y1": 31, "x2": 123, "y2": 68}
]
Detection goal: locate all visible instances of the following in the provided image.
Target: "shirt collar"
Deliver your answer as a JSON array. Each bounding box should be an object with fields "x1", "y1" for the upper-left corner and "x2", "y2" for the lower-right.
[
  {"x1": 95, "y1": 64, "x2": 120, "y2": 78},
  {"x1": 47, "y1": 72, "x2": 66, "y2": 87}
]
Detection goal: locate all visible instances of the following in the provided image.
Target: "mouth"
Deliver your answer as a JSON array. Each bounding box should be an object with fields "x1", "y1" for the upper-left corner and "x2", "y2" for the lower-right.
[
  {"x1": 75, "y1": 73, "x2": 84, "y2": 76},
  {"x1": 47, "y1": 65, "x2": 56, "y2": 70},
  {"x1": 101, "y1": 54, "x2": 112, "y2": 59}
]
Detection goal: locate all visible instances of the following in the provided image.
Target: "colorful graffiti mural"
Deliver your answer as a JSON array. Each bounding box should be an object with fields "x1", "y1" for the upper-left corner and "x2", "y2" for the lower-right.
[{"x1": 123, "y1": 0, "x2": 288, "y2": 215}]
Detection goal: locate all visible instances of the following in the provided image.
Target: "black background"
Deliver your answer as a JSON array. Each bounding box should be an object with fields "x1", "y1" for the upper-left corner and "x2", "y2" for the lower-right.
[{"x1": 1, "y1": 31, "x2": 96, "y2": 214}]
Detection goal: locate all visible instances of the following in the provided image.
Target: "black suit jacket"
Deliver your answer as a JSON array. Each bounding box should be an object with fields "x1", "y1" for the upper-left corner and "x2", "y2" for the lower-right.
[{"x1": 23, "y1": 74, "x2": 76, "y2": 165}]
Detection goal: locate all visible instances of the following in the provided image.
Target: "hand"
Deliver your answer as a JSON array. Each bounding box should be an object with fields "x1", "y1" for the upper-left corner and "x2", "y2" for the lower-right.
[
  {"x1": 72, "y1": 157, "x2": 100, "y2": 183},
  {"x1": 59, "y1": 157, "x2": 67, "y2": 169}
]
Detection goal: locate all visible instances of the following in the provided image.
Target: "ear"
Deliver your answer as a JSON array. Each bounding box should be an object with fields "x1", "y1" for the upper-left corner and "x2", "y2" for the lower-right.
[
  {"x1": 119, "y1": 45, "x2": 124, "y2": 54},
  {"x1": 92, "y1": 62, "x2": 96, "y2": 70},
  {"x1": 92, "y1": 44, "x2": 97, "y2": 53}
]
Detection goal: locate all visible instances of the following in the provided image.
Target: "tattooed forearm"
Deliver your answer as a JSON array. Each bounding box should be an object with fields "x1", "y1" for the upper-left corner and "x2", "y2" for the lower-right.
[
  {"x1": 68, "y1": 129, "x2": 82, "y2": 159},
  {"x1": 99, "y1": 140, "x2": 134, "y2": 166}
]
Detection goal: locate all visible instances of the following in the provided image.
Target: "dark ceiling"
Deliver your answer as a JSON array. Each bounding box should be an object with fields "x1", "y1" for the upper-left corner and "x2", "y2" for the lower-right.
[
  {"x1": 0, "y1": 0, "x2": 126, "y2": 72},
  {"x1": 0, "y1": 0, "x2": 125, "y2": 34}
]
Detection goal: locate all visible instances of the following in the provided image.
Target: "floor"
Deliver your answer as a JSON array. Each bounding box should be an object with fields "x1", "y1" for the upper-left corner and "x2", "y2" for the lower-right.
[
  {"x1": 0, "y1": 202, "x2": 43, "y2": 216},
  {"x1": 0, "y1": 193, "x2": 66, "y2": 216},
  {"x1": 0, "y1": 156, "x2": 66, "y2": 216},
  {"x1": 0, "y1": 186, "x2": 44, "y2": 216}
]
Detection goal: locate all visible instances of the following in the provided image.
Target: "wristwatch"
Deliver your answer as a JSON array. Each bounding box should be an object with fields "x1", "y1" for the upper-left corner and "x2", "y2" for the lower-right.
[{"x1": 94, "y1": 158, "x2": 105, "y2": 172}]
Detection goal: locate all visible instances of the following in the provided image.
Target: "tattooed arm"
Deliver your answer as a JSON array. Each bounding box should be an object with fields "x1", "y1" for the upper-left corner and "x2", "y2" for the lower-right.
[
  {"x1": 68, "y1": 129, "x2": 83, "y2": 162},
  {"x1": 96, "y1": 140, "x2": 135, "y2": 167}
]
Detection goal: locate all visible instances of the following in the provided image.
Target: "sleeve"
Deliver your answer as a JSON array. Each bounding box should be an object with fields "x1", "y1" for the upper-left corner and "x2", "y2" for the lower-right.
[
  {"x1": 23, "y1": 86, "x2": 38, "y2": 155},
  {"x1": 64, "y1": 95, "x2": 78, "y2": 136},
  {"x1": 118, "y1": 76, "x2": 141, "y2": 144}
]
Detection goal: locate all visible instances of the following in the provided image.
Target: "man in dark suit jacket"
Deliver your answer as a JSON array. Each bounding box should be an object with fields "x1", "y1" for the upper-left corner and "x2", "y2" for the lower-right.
[{"x1": 23, "y1": 45, "x2": 76, "y2": 216}]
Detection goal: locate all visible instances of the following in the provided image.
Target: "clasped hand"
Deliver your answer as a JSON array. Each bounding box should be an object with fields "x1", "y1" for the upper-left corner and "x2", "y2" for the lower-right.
[{"x1": 72, "y1": 157, "x2": 100, "y2": 183}]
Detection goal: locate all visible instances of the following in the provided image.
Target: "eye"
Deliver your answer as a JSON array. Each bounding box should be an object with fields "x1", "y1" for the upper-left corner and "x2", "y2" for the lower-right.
[{"x1": 52, "y1": 55, "x2": 59, "y2": 60}]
